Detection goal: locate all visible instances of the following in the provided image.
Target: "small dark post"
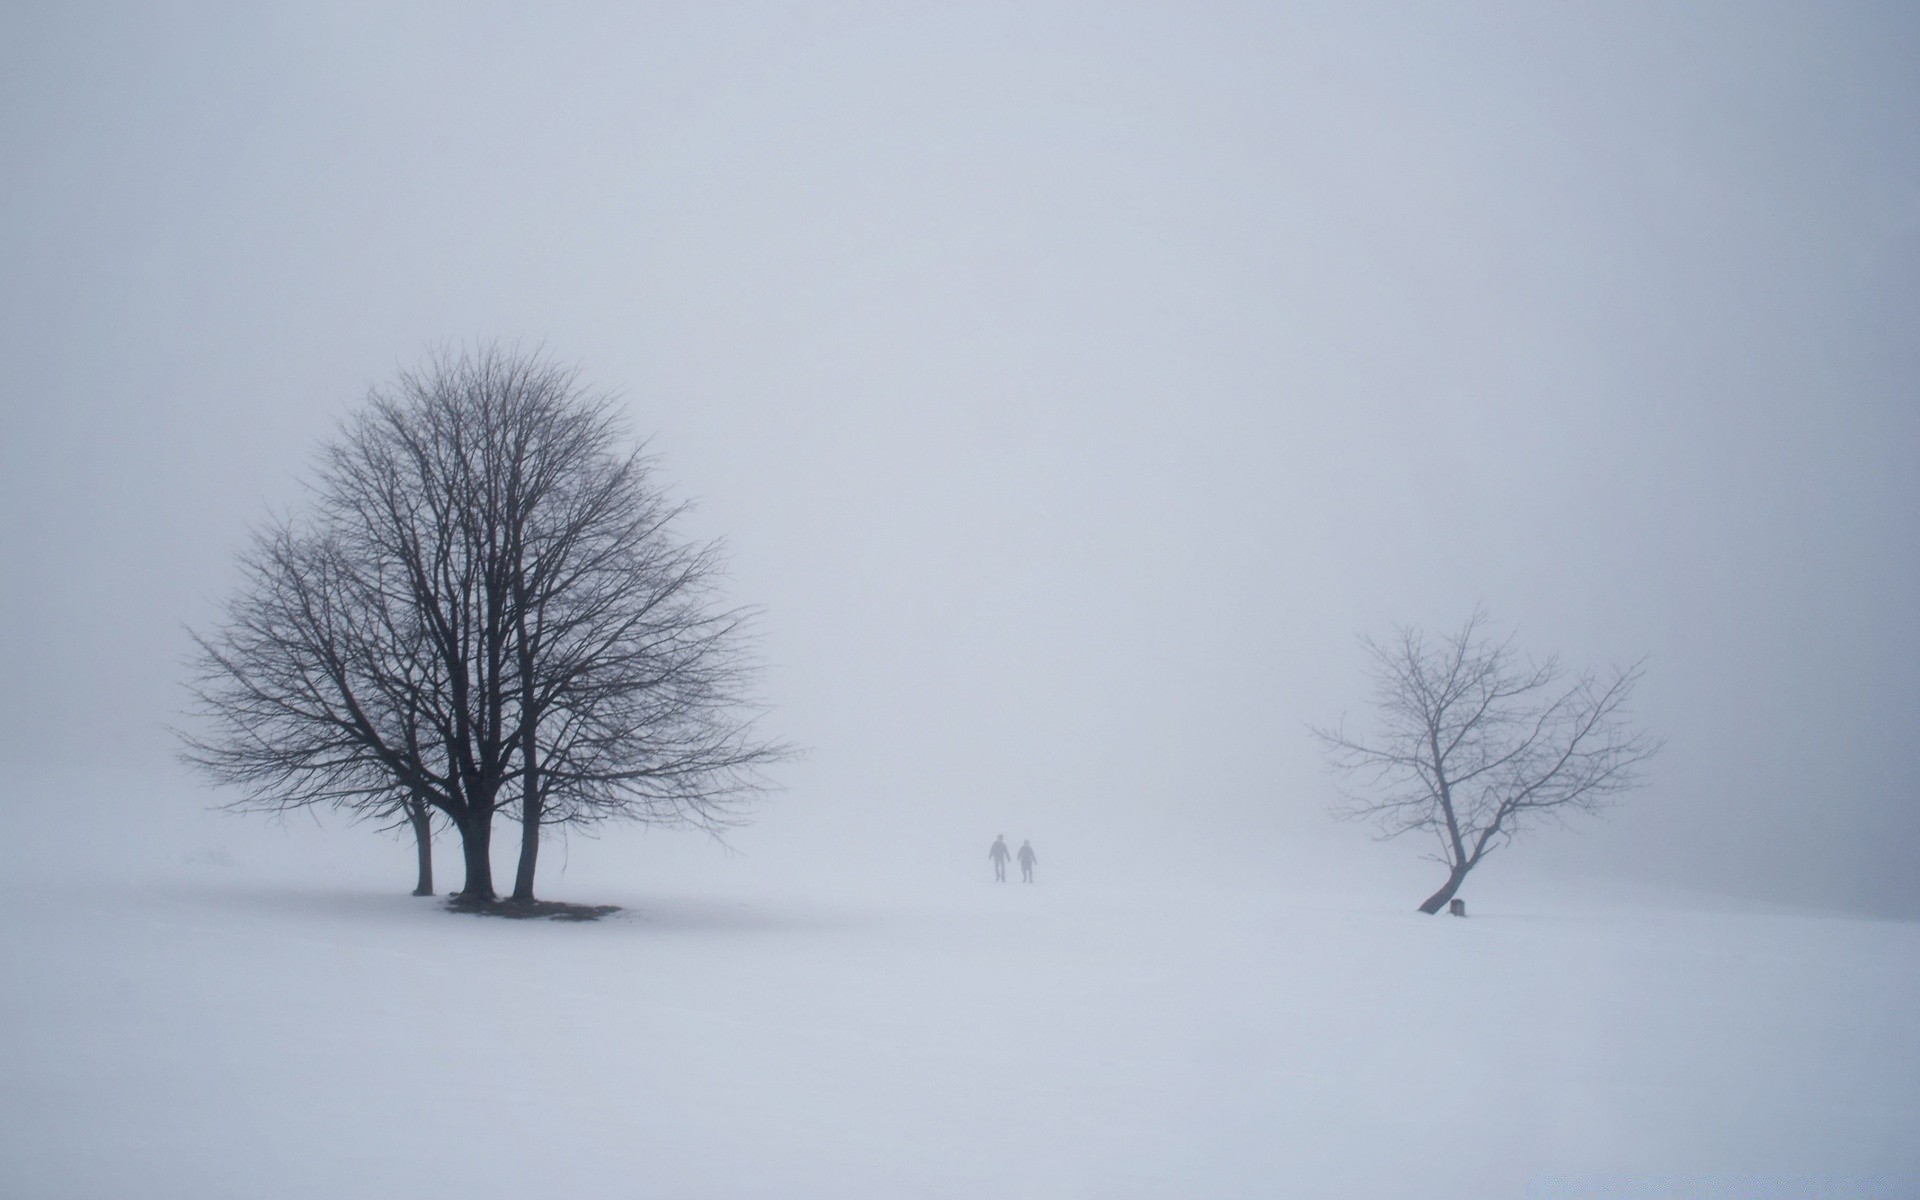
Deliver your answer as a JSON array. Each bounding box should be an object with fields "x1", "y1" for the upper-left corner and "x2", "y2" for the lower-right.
[{"x1": 1448, "y1": 898, "x2": 1466, "y2": 917}]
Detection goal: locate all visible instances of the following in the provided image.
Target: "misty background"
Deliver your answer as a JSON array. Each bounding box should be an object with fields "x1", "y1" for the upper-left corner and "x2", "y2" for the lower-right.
[{"x1": 2, "y1": 2, "x2": 1915, "y2": 914}]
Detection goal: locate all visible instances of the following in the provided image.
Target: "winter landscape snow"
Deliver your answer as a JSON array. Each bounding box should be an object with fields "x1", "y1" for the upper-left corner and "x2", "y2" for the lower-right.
[
  {"x1": 6, "y1": 5, "x2": 1920, "y2": 1198},
  {"x1": 3, "y1": 780, "x2": 1914, "y2": 1200}
]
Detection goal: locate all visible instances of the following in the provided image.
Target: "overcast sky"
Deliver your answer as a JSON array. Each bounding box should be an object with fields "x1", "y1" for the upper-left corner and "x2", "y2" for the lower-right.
[{"x1": 3, "y1": 2, "x2": 1916, "y2": 914}]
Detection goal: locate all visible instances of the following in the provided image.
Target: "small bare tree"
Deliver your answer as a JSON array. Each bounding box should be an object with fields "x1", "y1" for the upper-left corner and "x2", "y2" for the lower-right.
[
  {"x1": 183, "y1": 345, "x2": 785, "y2": 902},
  {"x1": 1313, "y1": 610, "x2": 1661, "y2": 914}
]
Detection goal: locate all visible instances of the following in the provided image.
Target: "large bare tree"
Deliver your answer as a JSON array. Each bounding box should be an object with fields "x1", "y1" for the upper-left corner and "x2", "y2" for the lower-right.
[
  {"x1": 1313, "y1": 610, "x2": 1660, "y2": 914},
  {"x1": 182, "y1": 345, "x2": 783, "y2": 902}
]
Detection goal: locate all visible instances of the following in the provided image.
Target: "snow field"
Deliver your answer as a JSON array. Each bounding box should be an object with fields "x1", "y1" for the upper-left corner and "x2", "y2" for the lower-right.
[{"x1": 2, "y1": 857, "x2": 1915, "y2": 1199}]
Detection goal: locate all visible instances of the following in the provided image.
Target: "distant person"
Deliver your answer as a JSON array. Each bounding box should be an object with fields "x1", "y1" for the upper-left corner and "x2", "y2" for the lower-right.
[
  {"x1": 988, "y1": 834, "x2": 1011, "y2": 882},
  {"x1": 1017, "y1": 839, "x2": 1037, "y2": 883}
]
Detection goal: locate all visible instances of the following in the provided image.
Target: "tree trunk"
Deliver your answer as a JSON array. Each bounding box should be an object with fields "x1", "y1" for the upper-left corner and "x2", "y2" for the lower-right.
[
  {"x1": 409, "y1": 798, "x2": 434, "y2": 896},
  {"x1": 510, "y1": 624, "x2": 542, "y2": 903},
  {"x1": 1417, "y1": 864, "x2": 1470, "y2": 914},
  {"x1": 457, "y1": 811, "x2": 496, "y2": 901},
  {"x1": 510, "y1": 673, "x2": 541, "y2": 902},
  {"x1": 511, "y1": 793, "x2": 541, "y2": 903}
]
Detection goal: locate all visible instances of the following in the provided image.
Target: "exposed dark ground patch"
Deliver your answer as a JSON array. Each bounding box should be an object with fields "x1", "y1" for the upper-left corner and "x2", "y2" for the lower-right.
[{"x1": 444, "y1": 896, "x2": 622, "y2": 922}]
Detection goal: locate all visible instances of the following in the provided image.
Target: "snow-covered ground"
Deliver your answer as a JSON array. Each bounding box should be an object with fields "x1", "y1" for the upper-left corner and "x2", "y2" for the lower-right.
[{"x1": 2, "y1": 795, "x2": 1915, "y2": 1200}]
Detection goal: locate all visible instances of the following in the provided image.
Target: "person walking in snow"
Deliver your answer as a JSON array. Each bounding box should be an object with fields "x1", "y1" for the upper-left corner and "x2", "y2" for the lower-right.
[
  {"x1": 988, "y1": 834, "x2": 1011, "y2": 882},
  {"x1": 1017, "y1": 839, "x2": 1037, "y2": 883}
]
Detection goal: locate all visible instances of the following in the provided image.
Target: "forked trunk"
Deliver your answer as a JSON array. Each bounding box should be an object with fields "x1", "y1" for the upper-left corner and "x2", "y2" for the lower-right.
[{"x1": 1417, "y1": 864, "x2": 1470, "y2": 915}]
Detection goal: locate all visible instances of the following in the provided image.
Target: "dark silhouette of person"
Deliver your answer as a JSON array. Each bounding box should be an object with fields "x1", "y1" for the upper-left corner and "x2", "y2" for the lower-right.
[
  {"x1": 988, "y1": 834, "x2": 1011, "y2": 882},
  {"x1": 1017, "y1": 839, "x2": 1037, "y2": 883}
]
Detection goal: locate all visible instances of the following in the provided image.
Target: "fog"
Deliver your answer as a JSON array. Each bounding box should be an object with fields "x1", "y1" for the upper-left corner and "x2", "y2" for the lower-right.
[{"x1": 2, "y1": 3, "x2": 1916, "y2": 915}]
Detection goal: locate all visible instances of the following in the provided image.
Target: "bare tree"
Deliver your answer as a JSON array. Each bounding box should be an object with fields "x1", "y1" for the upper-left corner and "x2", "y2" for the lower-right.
[
  {"x1": 1312, "y1": 610, "x2": 1660, "y2": 914},
  {"x1": 182, "y1": 345, "x2": 785, "y2": 902}
]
